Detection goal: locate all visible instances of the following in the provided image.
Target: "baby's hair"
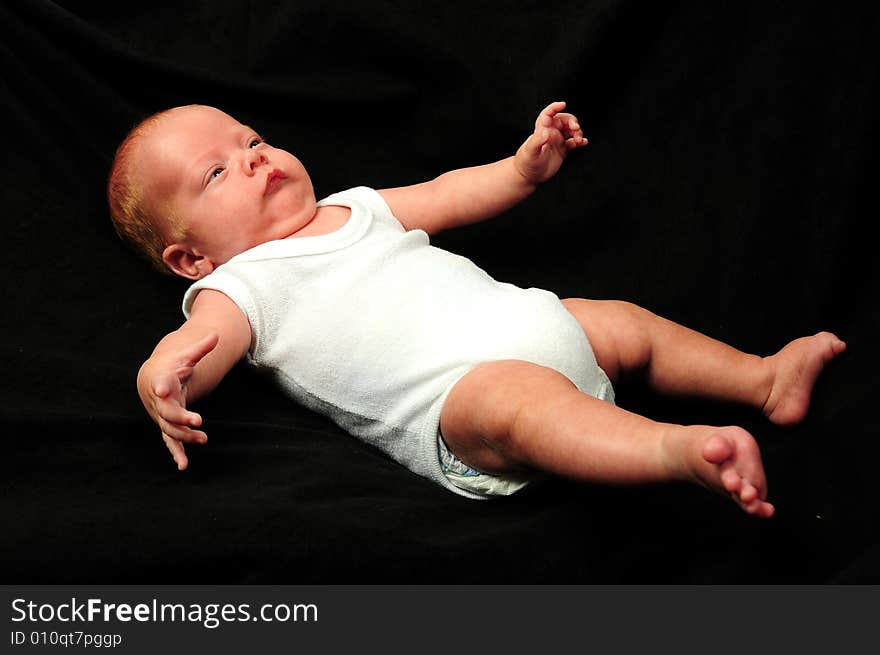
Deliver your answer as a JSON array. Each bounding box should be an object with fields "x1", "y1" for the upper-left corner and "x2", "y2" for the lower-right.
[{"x1": 106, "y1": 107, "x2": 189, "y2": 274}]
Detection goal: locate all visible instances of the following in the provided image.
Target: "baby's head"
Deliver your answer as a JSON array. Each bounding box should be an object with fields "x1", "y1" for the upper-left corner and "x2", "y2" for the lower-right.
[{"x1": 108, "y1": 105, "x2": 316, "y2": 279}]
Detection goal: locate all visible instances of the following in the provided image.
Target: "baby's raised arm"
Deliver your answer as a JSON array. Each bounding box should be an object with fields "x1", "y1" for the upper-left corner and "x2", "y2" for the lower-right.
[
  {"x1": 137, "y1": 290, "x2": 252, "y2": 470},
  {"x1": 379, "y1": 101, "x2": 587, "y2": 235}
]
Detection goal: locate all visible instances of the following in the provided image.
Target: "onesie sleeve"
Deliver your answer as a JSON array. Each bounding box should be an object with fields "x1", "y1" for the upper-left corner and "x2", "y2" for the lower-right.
[
  {"x1": 343, "y1": 186, "x2": 406, "y2": 232},
  {"x1": 181, "y1": 270, "x2": 263, "y2": 358}
]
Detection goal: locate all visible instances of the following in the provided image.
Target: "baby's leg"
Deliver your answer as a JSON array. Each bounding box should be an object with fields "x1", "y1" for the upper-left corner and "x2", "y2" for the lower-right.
[
  {"x1": 561, "y1": 299, "x2": 845, "y2": 425},
  {"x1": 440, "y1": 360, "x2": 774, "y2": 517}
]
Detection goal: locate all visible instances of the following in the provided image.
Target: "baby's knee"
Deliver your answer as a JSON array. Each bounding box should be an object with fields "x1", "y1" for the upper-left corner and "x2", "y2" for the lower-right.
[
  {"x1": 561, "y1": 298, "x2": 654, "y2": 376},
  {"x1": 608, "y1": 301, "x2": 654, "y2": 371}
]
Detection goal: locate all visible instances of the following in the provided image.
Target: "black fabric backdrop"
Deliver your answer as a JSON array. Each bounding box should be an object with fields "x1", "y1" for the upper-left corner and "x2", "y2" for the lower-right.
[{"x1": 1, "y1": 0, "x2": 878, "y2": 583}]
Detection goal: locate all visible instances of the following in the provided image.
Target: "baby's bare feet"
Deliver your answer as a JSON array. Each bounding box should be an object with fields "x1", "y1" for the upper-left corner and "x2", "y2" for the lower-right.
[
  {"x1": 699, "y1": 427, "x2": 774, "y2": 517},
  {"x1": 668, "y1": 425, "x2": 775, "y2": 517},
  {"x1": 762, "y1": 332, "x2": 846, "y2": 426}
]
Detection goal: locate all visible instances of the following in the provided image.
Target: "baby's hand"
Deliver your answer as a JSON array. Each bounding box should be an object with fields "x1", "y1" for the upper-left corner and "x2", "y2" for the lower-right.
[
  {"x1": 137, "y1": 333, "x2": 219, "y2": 471},
  {"x1": 514, "y1": 101, "x2": 588, "y2": 185}
]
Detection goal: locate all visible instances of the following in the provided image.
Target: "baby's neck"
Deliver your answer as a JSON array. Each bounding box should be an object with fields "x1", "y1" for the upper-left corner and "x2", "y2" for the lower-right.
[{"x1": 288, "y1": 204, "x2": 352, "y2": 239}]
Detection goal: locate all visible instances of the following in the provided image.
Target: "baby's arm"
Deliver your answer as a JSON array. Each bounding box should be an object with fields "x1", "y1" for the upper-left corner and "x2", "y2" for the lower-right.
[
  {"x1": 137, "y1": 289, "x2": 252, "y2": 470},
  {"x1": 379, "y1": 101, "x2": 587, "y2": 235}
]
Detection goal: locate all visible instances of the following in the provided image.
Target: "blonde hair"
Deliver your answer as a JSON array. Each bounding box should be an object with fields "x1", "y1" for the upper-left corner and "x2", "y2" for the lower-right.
[{"x1": 106, "y1": 108, "x2": 186, "y2": 274}]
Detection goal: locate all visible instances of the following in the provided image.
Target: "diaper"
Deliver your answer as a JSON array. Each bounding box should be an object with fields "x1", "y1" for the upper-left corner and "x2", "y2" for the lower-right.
[{"x1": 437, "y1": 432, "x2": 534, "y2": 496}]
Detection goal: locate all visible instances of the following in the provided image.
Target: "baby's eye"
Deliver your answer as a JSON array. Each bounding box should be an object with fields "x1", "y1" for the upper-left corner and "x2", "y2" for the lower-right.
[
  {"x1": 249, "y1": 138, "x2": 263, "y2": 148},
  {"x1": 209, "y1": 166, "x2": 225, "y2": 181}
]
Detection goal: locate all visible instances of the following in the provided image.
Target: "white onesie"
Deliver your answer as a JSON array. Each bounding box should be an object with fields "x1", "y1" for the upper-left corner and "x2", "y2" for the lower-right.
[{"x1": 182, "y1": 186, "x2": 614, "y2": 499}]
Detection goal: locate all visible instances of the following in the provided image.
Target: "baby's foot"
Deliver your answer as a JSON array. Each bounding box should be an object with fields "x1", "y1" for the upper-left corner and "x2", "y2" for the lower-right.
[
  {"x1": 672, "y1": 426, "x2": 775, "y2": 518},
  {"x1": 762, "y1": 332, "x2": 846, "y2": 426}
]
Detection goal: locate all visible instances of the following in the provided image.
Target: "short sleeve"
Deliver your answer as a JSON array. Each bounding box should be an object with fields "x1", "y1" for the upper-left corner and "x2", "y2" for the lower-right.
[
  {"x1": 181, "y1": 269, "x2": 264, "y2": 358},
  {"x1": 337, "y1": 186, "x2": 405, "y2": 232}
]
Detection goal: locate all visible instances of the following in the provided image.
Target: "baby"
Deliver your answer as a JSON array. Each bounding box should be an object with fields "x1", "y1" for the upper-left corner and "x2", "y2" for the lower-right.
[{"x1": 108, "y1": 101, "x2": 846, "y2": 517}]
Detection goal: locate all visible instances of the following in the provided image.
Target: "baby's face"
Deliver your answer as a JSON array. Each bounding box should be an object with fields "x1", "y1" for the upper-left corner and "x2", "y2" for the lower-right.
[{"x1": 139, "y1": 105, "x2": 317, "y2": 275}]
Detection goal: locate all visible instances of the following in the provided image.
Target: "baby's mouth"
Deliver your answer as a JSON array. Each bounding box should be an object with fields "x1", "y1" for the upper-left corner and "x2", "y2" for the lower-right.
[{"x1": 264, "y1": 169, "x2": 288, "y2": 196}]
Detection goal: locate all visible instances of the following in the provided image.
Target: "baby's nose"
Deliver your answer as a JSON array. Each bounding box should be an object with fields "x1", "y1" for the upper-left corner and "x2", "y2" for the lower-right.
[{"x1": 245, "y1": 150, "x2": 267, "y2": 173}]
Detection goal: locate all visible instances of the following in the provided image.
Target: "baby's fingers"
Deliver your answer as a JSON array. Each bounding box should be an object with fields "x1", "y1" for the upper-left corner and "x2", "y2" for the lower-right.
[
  {"x1": 552, "y1": 111, "x2": 579, "y2": 132},
  {"x1": 179, "y1": 332, "x2": 220, "y2": 367},
  {"x1": 565, "y1": 135, "x2": 589, "y2": 150},
  {"x1": 152, "y1": 371, "x2": 179, "y2": 398},
  {"x1": 535, "y1": 100, "x2": 567, "y2": 128},
  {"x1": 158, "y1": 415, "x2": 208, "y2": 445},
  {"x1": 163, "y1": 432, "x2": 188, "y2": 471},
  {"x1": 156, "y1": 397, "x2": 203, "y2": 429},
  {"x1": 553, "y1": 112, "x2": 588, "y2": 148}
]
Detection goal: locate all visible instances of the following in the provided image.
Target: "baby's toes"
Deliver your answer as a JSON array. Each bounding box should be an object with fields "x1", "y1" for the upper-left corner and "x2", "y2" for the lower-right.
[
  {"x1": 744, "y1": 498, "x2": 775, "y2": 518},
  {"x1": 702, "y1": 434, "x2": 734, "y2": 464},
  {"x1": 720, "y1": 467, "x2": 742, "y2": 494},
  {"x1": 739, "y1": 481, "x2": 758, "y2": 504}
]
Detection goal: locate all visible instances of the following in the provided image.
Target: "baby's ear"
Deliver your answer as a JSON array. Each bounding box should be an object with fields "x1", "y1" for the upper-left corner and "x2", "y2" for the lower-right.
[{"x1": 162, "y1": 244, "x2": 215, "y2": 280}]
